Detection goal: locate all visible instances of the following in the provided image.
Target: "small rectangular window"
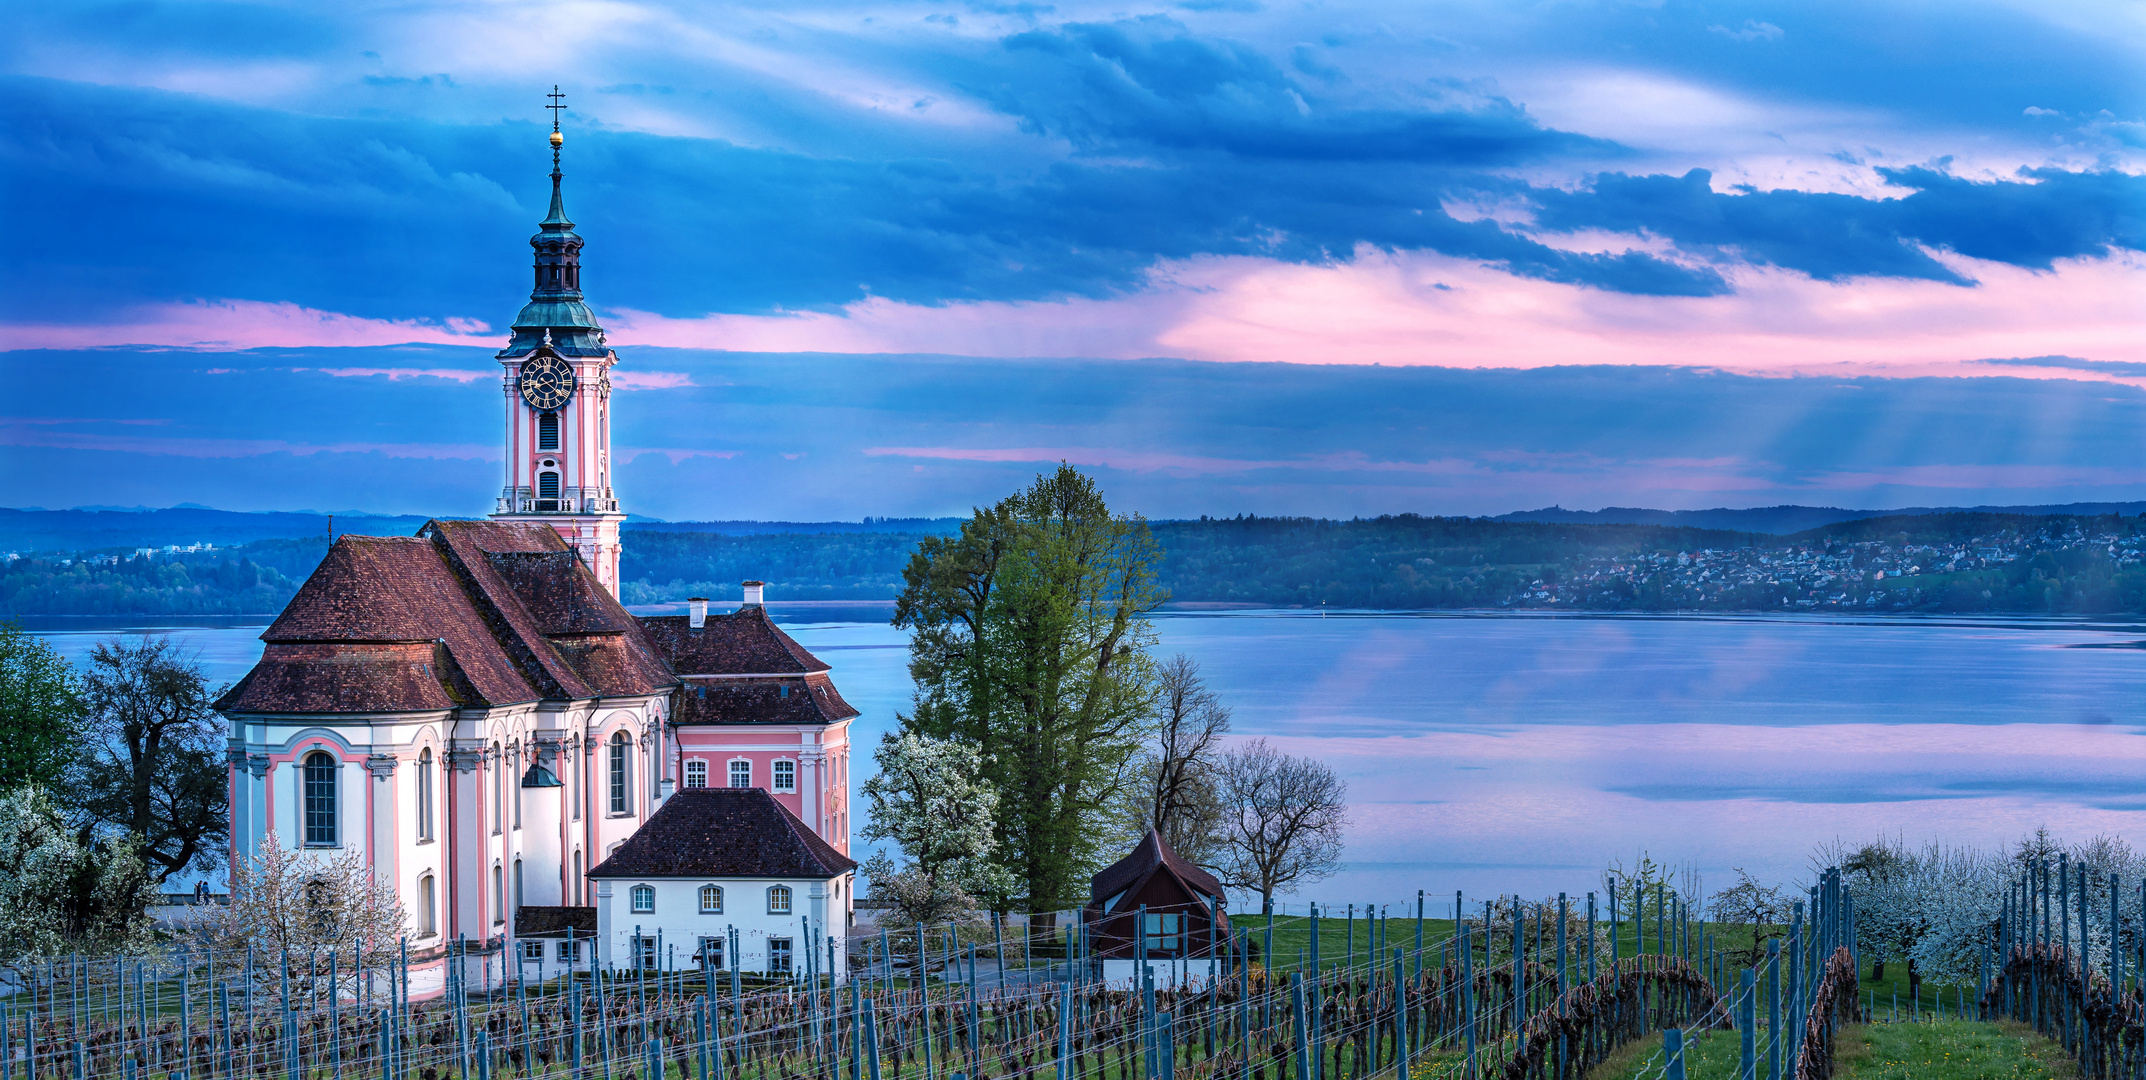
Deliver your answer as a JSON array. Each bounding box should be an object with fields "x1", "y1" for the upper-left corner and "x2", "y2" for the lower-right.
[
  {"x1": 1145, "y1": 913, "x2": 1181, "y2": 953},
  {"x1": 767, "y1": 938, "x2": 793, "y2": 974},
  {"x1": 557, "y1": 939, "x2": 581, "y2": 962},
  {"x1": 521, "y1": 941, "x2": 545, "y2": 962},
  {"x1": 699, "y1": 936, "x2": 725, "y2": 970},
  {"x1": 772, "y1": 760, "x2": 796, "y2": 792},
  {"x1": 633, "y1": 935, "x2": 657, "y2": 971},
  {"x1": 729, "y1": 760, "x2": 752, "y2": 788},
  {"x1": 685, "y1": 760, "x2": 707, "y2": 788}
]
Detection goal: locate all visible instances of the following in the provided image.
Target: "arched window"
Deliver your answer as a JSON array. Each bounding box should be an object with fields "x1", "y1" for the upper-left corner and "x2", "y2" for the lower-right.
[
  {"x1": 302, "y1": 751, "x2": 337, "y2": 845},
  {"x1": 539, "y1": 471, "x2": 561, "y2": 499},
  {"x1": 491, "y1": 742, "x2": 503, "y2": 834},
  {"x1": 609, "y1": 732, "x2": 630, "y2": 813},
  {"x1": 699, "y1": 885, "x2": 724, "y2": 914},
  {"x1": 684, "y1": 760, "x2": 707, "y2": 788},
  {"x1": 514, "y1": 859, "x2": 524, "y2": 908},
  {"x1": 632, "y1": 884, "x2": 655, "y2": 914},
  {"x1": 772, "y1": 759, "x2": 796, "y2": 793},
  {"x1": 728, "y1": 759, "x2": 751, "y2": 788},
  {"x1": 418, "y1": 874, "x2": 437, "y2": 936},
  {"x1": 492, "y1": 864, "x2": 504, "y2": 923},
  {"x1": 767, "y1": 885, "x2": 792, "y2": 914},
  {"x1": 538, "y1": 411, "x2": 559, "y2": 451},
  {"x1": 416, "y1": 748, "x2": 435, "y2": 842},
  {"x1": 510, "y1": 744, "x2": 522, "y2": 828},
  {"x1": 573, "y1": 850, "x2": 583, "y2": 904}
]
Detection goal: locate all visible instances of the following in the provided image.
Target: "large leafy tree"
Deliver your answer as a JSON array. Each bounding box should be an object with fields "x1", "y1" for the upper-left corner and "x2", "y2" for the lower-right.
[
  {"x1": 895, "y1": 465, "x2": 1166, "y2": 915},
  {"x1": 68, "y1": 636, "x2": 229, "y2": 884},
  {"x1": 0, "y1": 622, "x2": 81, "y2": 791}
]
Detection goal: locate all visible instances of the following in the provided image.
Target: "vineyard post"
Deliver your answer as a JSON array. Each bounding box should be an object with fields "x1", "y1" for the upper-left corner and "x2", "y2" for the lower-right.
[
  {"x1": 919, "y1": 922, "x2": 936, "y2": 1080},
  {"x1": 332, "y1": 951, "x2": 344, "y2": 1080},
  {"x1": 994, "y1": 916, "x2": 1007, "y2": 984},
  {"x1": 1785, "y1": 911, "x2": 1802, "y2": 1069},
  {"x1": 1459, "y1": 922, "x2": 1474, "y2": 1078},
  {"x1": 1055, "y1": 985, "x2": 1070, "y2": 1080},
  {"x1": 1391, "y1": 948, "x2": 1407, "y2": 1080},
  {"x1": 2109, "y1": 873, "x2": 2121, "y2": 999},
  {"x1": 1510, "y1": 898, "x2": 1524, "y2": 1039},
  {"x1": 1663, "y1": 1029, "x2": 1684, "y2": 1080},
  {"x1": 180, "y1": 955, "x2": 191, "y2": 1080},
  {"x1": 1290, "y1": 974, "x2": 1308, "y2": 1080},
  {"x1": 1765, "y1": 938, "x2": 1779, "y2": 1080},
  {"x1": 1738, "y1": 968, "x2": 1754, "y2": 1080},
  {"x1": 864, "y1": 1000, "x2": 881, "y2": 1080}
]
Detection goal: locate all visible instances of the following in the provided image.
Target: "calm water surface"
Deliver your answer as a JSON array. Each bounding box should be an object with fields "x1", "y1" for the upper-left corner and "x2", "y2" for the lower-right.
[{"x1": 32, "y1": 609, "x2": 2146, "y2": 906}]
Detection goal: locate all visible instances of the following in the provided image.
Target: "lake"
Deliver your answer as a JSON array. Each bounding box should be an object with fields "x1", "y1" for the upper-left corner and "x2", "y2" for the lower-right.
[{"x1": 30, "y1": 609, "x2": 2146, "y2": 911}]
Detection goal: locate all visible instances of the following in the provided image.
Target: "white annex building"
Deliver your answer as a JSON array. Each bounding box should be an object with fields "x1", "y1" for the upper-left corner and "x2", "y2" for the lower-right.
[{"x1": 216, "y1": 121, "x2": 858, "y2": 991}]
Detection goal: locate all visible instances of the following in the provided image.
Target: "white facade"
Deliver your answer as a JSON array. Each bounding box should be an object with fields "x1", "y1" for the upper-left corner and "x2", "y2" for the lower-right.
[
  {"x1": 226, "y1": 696, "x2": 671, "y2": 990},
  {"x1": 590, "y1": 874, "x2": 853, "y2": 979},
  {"x1": 1099, "y1": 958, "x2": 1220, "y2": 989}
]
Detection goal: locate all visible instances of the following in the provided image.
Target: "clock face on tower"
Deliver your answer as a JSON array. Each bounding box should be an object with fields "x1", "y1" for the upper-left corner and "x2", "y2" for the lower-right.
[{"x1": 519, "y1": 354, "x2": 575, "y2": 411}]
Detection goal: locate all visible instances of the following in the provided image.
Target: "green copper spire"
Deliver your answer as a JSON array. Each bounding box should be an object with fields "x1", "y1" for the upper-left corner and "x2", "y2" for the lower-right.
[{"x1": 501, "y1": 86, "x2": 604, "y2": 360}]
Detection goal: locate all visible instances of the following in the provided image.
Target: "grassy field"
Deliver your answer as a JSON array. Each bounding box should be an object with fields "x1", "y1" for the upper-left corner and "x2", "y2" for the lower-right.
[{"x1": 1585, "y1": 1021, "x2": 2075, "y2": 1080}]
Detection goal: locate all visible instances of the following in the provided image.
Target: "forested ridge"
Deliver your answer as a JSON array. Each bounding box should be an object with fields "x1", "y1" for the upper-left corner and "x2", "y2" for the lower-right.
[{"x1": 10, "y1": 512, "x2": 2146, "y2": 616}]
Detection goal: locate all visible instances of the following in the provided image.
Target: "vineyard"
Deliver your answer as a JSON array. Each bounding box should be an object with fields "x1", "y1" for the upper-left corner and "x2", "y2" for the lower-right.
[{"x1": 0, "y1": 867, "x2": 1903, "y2": 1080}]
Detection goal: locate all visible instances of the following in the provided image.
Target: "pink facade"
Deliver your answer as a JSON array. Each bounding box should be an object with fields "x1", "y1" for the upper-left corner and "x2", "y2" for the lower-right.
[{"x1": 672, "y1": 720, "x2": 852, "y2": 856}]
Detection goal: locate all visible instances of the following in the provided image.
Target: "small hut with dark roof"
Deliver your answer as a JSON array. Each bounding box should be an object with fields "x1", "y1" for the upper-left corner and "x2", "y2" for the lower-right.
[
  {"x1": 1083, "y1": 829, "x2": 1230, "y2": 987},
  {"x1": 588, "y1": 787, "x2": 857, "y2": 978}
]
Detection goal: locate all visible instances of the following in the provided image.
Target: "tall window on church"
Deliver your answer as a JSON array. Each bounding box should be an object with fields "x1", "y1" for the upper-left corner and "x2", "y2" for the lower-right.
[
  {"x1": 416, "y1": 748, "x2": 435, "y2": 842},
  {"x1": 419, "y1": 874, "x2": 437, "y2": 936},
  {"x1": 303, "y1": 751, "x2": 337, "y2": 845},
  {"x1": 609, "y1": 732, "x2": 630, "y2": 813},
  {"x1": 538, "y1": 411, "x2": 559, "y2": 450},
  {"x1": 510, "y1": 745, "x2": 522, "y2": 828},
  {"x1": 539, "y1": 472, "x2": 560, "y2": 499},
  {"x1": 491, "y1": 742, "x2": 502, "y2": 834},
  {"x1": 773, "y1": 759, "x2": 796, "y2": 792}
]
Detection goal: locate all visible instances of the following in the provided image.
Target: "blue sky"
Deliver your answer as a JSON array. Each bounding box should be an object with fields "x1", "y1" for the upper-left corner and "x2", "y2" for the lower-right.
[{"x1": 2, "y1": 0, "x2": 2143, "y2": 517}]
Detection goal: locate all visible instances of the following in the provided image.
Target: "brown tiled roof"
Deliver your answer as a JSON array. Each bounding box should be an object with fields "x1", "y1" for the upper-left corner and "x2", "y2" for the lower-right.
[
  {"x1": 637, "y1": 607, "x2": 830, "y2": 675},
  {"x1": 1089, "y1": 828, "x2": 1225, "y2": 907},
  {"x1": 588, "y1": 788, "x2": 857, "y2": 880},
  {"x1": 673, "y1": 673, "x2": 859, "y2": 726},
  {"x1": 516, "y1": 906, "x2": 597, "y2": 937},
  {"x1": 217, "y1": 641, "x2": 462, "y2": 714},
  {"x1": 487, "y1": 551, "x2": 638, "y2": 636},
  {"x1": 221, "y1": 520, "x2": 677, "y2": 715}
]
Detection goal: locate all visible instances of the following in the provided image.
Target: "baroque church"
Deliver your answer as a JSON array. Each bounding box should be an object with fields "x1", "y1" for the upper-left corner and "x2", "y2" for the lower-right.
[{"x1": 215, "y1": 118, "x2": 858, "y2": 985}]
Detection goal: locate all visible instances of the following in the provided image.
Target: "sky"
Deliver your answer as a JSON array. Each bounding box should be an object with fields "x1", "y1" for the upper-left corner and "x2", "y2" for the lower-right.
[{"x1": 3, "y1": 0, "x2": 2144, "y2": 518}]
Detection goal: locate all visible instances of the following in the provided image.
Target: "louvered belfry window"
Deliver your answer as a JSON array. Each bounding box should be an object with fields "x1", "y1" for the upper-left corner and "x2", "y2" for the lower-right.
[
  {"x1": 538, "y1": 411, "x2": 559, "y2": 450},
  {"x1": 539, "y1": 472, "x2": 560, "y2": 499}
]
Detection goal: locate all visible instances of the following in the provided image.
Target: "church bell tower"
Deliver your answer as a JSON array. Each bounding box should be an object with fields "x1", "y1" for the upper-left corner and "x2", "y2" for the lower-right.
[{"x1": 490, "y1": 88, "x2": 626, "y2": 597}]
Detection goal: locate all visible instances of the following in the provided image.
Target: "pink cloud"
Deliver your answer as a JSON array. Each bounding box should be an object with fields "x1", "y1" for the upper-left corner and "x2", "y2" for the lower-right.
[
  {"x1": 312, "y1": 366, "x2": 492, "y2": 383},
  {"x1": 7, "y1": 300, "x2": 497, "y2": 350},
  {"x1": 608, "y1": 247, "x2": 2146, "y2": 378},
  {"x1": 0, "y1": 423, "x2": 495, "y2": 460},
  {"x1": 864, "y1": 444, "x2": 1791, "y2": 490},
  {"x1": 611, "y1": 371, "x2": 696, "y2": 390}
]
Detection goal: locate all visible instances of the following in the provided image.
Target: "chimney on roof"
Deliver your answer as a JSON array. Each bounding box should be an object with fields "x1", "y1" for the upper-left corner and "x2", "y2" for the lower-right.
[
  {"x1": 741, "y1": 580, "x2": 766, "y2": 607},
  {"x1": 688, "y1": 597, "x2": 708, "y2": 629}
]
